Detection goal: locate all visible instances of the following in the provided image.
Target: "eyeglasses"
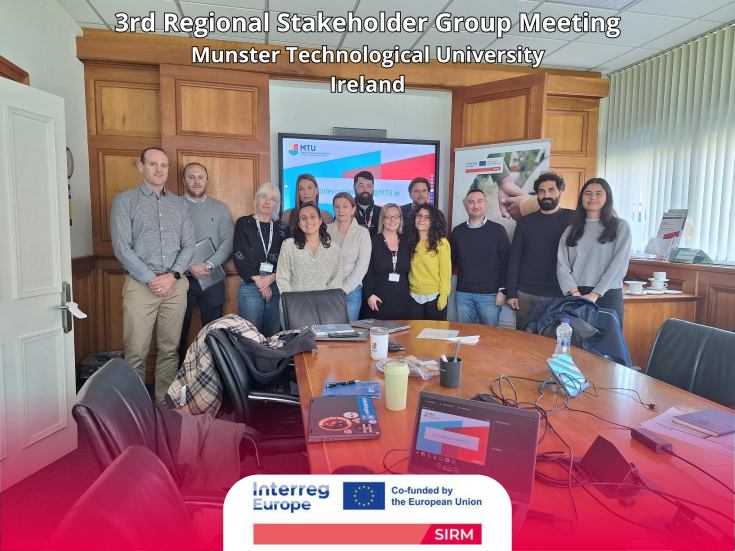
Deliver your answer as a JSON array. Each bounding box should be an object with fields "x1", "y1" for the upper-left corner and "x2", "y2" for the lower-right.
[
  {"x1": 415, "y1": 214, "x2": 431, "y2": 220},
  {"x1": 355, "y1": 184, "x2": 374, "y2": 190},
  {"x1": 257, "y1": 194, "x2": 278, "y2": 204},
  {"x1": 384, "y1": 214, "x2": 401, "y2": 221}
]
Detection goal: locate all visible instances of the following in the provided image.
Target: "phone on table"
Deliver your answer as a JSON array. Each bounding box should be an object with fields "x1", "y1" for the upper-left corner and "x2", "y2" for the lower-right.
[{"x1": 388, "y1": 342, "x2": 405, "y2": 352}]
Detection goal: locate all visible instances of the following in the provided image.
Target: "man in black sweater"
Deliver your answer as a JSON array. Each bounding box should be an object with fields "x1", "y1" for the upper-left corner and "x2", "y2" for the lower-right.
[
  {"x1": 353, "y1": 170, "x2": 381, "y2": 235},
  {"x1": 451, "y1": 189, "x2": 510, "y2": 326},
  {"x1": 506, "y1": 172, "x2": 572, "y2": 330}
]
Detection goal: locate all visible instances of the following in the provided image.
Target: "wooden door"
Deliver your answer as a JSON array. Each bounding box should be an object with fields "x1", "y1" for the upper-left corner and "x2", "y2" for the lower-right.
[
  {"x1": 449, "y1": 73, "x2": 548, "y2": 229},
  {"x1": 159, "y1": 65, "x2": 270, "y2": 349}
]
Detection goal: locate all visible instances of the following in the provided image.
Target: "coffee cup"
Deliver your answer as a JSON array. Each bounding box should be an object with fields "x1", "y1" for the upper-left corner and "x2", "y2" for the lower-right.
[
  {"x1": 440, "y1": 357, "x2": 462, "y2": 388},
  {"x1": 653, "y1": 272, "x2": 667, "y2": 280},
  {"x1": 370, "y1": 327, "x2": 389, "y2": 360},
  {"x1": 649, "y1": 280, "x2": 668, "y2": 290},
  {"x1": 384, "y1": 361, "x2": 409, "y2": 411},
  {"x1": 628, "y1": 282, "x2": 645, "y2": 294}
]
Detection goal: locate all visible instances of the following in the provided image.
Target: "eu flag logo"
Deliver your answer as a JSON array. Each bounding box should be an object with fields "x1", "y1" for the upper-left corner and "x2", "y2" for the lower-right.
[{"x1": 343, "y1": 482, "x2": 385, "y2": 510}]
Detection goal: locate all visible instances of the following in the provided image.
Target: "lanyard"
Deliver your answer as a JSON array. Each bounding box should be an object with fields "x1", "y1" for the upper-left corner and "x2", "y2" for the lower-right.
[
  {"x1": 360, "y1": 204, "x2": 375, "y2": 229},
  {"x1": 255, "y1": 217, "x2": 273, "y2": 258},
  {"x1": 384, "y1": 236, "x2": 399, "y2": 273}
]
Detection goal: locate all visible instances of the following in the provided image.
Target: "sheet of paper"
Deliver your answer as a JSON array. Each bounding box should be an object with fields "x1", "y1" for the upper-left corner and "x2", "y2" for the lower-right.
[
  {"x1": 640, "y1": 407, "x2": 734, "y2": 457},
  {"x1": 445, "y1": 335, "x2": 480, "y2": 344},
  {"x1": 417, "y1": 328, "x2": 459, "y2": 340}
]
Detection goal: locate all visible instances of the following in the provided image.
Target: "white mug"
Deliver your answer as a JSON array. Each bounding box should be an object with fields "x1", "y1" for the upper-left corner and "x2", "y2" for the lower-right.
[
  {"x1": 653, "y1": 272, "x2": 667, "y2": 280},
  {"x1": 628, "y1": 282, "x2": 645, "y2": 294},
  {"x1": 650, "y1": 280, "x2": 668, "y2": 290}
]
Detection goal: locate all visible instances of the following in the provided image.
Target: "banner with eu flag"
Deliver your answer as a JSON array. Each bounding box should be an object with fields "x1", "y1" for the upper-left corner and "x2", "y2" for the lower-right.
[{"x1": 343, "y1": 482, "x2": 385, "y2": 510}]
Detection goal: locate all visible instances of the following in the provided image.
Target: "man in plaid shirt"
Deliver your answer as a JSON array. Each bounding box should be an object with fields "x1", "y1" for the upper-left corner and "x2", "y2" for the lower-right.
[{"x1": 111, "y1": 147, "x2": 196, "y2": 405}]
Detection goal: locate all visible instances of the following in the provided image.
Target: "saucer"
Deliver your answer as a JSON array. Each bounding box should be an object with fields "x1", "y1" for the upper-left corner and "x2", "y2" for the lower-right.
[
  {"x1": 648, "y1": 277, "x2": 669, "y2": 282},
  {"x1": 647, "y1": 289, "x2": 665, "y2": 294},
  {"x1": 626, "y1": 291, "x2": 647, "y2": 295},
  {"x1": 624, "y1": 281, "x2": 646, "y2": 286},
  {"x1": 664, "y1": 290, "x2": 682, "y2": 294}
]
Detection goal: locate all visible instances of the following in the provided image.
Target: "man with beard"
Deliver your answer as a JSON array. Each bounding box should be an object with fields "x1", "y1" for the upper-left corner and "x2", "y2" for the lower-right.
[
  {"x1": 353, "y1": 170, "x2": 382, "y2": 235},
  {"x1": 177, "y1": 162, "x2": 234, "y2": 362},
  {"x1": 401, "y1": 176, "x2": 446, "y2": 228},
  {"x1": 506, "y1": 172, "x2": 572, "y2": 330}
]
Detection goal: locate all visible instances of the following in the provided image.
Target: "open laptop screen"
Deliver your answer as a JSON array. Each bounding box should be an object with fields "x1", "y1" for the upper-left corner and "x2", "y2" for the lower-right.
[{"x1": 407, "y1": 392, "x2": 540, "y2": 502}]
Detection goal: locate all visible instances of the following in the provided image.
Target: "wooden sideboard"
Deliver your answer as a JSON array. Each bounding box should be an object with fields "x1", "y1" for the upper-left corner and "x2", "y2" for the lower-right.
[{"x1": 623, "y1": 259, "x2": 735, "y2": 368}]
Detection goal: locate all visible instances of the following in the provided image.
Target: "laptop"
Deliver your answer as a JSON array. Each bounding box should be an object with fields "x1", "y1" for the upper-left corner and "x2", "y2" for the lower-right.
[
  {"x1": 351, "y1": 319, "x2": 411, "y2": 333},
  {"x1": 191, "y1": 238, "x2": 226, "y2": 291},
  {"x1": 308, "y1": 395, "x2": 382, "y2": 442},
  {"x1": 406, "y1": 391, "x2": 540, "y2": 538}
]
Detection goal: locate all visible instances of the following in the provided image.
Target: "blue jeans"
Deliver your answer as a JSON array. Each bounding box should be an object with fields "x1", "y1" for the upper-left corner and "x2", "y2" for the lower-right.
[
  {"x1": 237, "y1": 280, "x2": 281, "y2": 337},
  {"x1": 456, "y1": 292, "x2": 501, "y2": 326},
  {"x1": 345, "y1": 285, "x2": 363, "y2": 322}
]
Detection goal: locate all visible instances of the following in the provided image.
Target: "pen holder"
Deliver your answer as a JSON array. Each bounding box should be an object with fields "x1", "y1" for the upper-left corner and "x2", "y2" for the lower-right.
[{"x1": 440, "y1": 357, "x2": 462, "y2": 388}]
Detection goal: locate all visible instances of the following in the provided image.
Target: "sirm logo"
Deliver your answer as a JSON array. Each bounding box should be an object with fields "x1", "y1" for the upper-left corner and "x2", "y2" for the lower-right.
[{"x1": 422, "y1": 524, "x2": 482, "y2": 544}]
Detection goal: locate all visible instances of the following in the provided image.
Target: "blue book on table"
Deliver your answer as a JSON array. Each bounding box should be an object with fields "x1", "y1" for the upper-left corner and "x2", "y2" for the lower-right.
[{"x1": 321, "y1": 381, "x2": 381, "y2": 398}]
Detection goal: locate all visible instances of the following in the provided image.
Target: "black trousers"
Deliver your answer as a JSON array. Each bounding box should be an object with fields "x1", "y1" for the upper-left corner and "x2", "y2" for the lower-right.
[
  {"x1": 409, "y1": 296, "x2": 447, "y2": 321},
  {"x1": 579, "y1": 286, "x2": 625, "y2": 329},
  {"x1": 178, "y1": 277, "x2": 226, "y2": 363}
]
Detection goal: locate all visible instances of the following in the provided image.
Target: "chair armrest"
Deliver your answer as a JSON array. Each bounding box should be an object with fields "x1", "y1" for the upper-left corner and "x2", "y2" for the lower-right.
[
  {"x1": 179, "y1": 489, "x2": 226, "y2": 510},
  {"x1": 629, "y1": 365, "x2": 643, "y2": 372},
  {"x1": 249, "y1": 392, "x2": 300, "y2": 405}
]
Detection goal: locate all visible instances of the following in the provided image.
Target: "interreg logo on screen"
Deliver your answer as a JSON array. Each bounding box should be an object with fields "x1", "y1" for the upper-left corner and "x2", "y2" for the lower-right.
[
  {"x1": 343, "y1": 482, "x2": 386, "y2": 510},
  {"x1": 288, "y1": 143, "x2": 317, "y2": 155},
  {"x1": 252, "y1": 481, "x2": 330, "y2": 513}
]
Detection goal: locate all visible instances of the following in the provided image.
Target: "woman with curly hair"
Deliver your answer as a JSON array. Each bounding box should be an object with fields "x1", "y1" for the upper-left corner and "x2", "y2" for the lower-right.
[
  {"x1": 408, "y1": 203, "x2": 452, "y2": 321},
  {"x1": 280, "y1": 173, "x2": 333, "y2": 229},
  {"x1": 276, "y1": 202, "x2": 342, "y2": 296}
]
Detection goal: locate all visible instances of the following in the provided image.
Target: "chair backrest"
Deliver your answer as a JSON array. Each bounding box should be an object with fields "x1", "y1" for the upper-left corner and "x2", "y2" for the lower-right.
[
  {"x1": 207, "y1": 330, "x2": 254, "y2": 425},
  {"x1": 73, "y1": 358, "x2": 160, "y2": 472},
  {"x1": 281, "y1": 289, "x2": 349, "y2": 330},
  {"x1": 47, "y1": 446, "x2": 202, "y2": 551},
  {"x1": 647, "y1": 319, "x2": 735, "y2": 408}
]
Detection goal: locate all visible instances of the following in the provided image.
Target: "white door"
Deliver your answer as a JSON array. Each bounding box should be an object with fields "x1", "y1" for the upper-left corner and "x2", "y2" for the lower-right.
[{"x1": 0, "y1": 78, "x2": 77, "y2": 490}]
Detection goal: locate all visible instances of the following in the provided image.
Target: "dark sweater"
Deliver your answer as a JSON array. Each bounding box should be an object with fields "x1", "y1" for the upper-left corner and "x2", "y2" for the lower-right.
[
  {"x1": 450, "y1": 219, "x2": 510, "y2": 294},
  {"x1": 232, "y1": 216, "x2": 290, "y2": 283},
  {"x1": 506, "y1": 208, "x2": 572, "y2": 299},
  {"x1": 356, "y1": 202, "x2": 382, "y2": 236}
]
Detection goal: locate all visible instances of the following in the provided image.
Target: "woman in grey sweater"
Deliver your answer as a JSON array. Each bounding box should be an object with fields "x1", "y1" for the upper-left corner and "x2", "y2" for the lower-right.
[
  {"x1": 327, "y1": 193, "x2": 372, "y2": 321},
  {"x1": 557, "y1": 178, "x2": 631, "y2": 327}
]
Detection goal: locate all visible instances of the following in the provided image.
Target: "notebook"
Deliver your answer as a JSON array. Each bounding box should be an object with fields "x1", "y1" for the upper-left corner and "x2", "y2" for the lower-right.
[
  {"x1": 672, "y1": 409, "x2": 735, "y2": 437},
  {"x1": 191, "y1": 238, "x2": 226, "y2": 291},
  {"x1": 351, "y1": 319, "x2": 411, "y2": 333},
  {"x1": 308, "y1": 396, "x2": 382, "y2": 442},
  {"x1": 406, "y1": 391, "x2": 540, "y2": 538}
]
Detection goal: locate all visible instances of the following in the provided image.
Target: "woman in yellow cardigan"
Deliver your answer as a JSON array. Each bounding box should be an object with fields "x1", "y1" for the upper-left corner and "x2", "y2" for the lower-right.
[{"x1": 408, "y1": 203, "x2": 452, "y2": 320}]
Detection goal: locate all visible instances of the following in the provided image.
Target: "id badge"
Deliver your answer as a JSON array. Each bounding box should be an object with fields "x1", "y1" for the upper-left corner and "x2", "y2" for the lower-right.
[
  {"x1": 259, "y1": 262, "x2": 274, "y2": 276},
  {"x1": 388, "y1": 273, "x2": 400, "y2": 282}
]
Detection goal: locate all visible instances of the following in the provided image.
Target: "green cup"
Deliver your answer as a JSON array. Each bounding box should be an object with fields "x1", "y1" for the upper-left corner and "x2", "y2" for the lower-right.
[{"x1": 383, "y1": 361, "x2": 410, "y2": 411}]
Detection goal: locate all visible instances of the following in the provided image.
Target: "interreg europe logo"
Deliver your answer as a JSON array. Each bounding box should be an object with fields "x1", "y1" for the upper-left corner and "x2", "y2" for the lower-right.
[
  {"x1": 343, "y1": 482, "x2": 386, "y2": 510},
  {"x1": 288, "y1": 144, "x2": 299, "y2": 156}
]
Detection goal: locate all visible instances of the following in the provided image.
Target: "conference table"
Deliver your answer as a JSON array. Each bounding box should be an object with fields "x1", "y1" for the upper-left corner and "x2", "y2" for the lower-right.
[{"x1": 293, "y1": 321, "x2": 734, "y2": 550}]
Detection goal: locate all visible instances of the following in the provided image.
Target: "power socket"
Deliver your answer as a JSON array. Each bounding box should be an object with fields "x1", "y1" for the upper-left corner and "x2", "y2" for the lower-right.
[{"x1": 631, "y1": 428, "x2": 673, "y2": 454}]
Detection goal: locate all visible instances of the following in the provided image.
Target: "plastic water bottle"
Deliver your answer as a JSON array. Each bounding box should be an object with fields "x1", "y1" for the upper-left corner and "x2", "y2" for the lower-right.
[{"x1": 553, "y1": 318, "x2": 573, "y2": 358}]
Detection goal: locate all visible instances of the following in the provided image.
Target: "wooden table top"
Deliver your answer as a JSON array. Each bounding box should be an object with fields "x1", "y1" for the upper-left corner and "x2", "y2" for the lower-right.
[{"x1": 294, "y1": 321, "x2": 734, "y2": 550}]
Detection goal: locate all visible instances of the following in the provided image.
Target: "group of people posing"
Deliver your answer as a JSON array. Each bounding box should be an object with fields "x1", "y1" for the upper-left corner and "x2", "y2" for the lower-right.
[{"x1": 111, "y1": 146, "x2": 631, "y2": 405}]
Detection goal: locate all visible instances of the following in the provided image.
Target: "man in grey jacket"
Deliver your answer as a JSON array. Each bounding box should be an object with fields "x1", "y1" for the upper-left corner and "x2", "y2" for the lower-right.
[{"x1": 178, "y1": 162, "x2": 234, "y2": 362}]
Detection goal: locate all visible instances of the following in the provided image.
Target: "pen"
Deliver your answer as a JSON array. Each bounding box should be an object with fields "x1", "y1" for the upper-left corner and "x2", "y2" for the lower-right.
[{"x1": 326, "y1": 380, "x2": 359, "y2": 388}]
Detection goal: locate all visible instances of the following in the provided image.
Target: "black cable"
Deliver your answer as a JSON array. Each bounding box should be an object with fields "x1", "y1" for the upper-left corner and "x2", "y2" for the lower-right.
[
  {"x1": 666, "y1": 449, "x2": 734, "y2": 494},
  {"x1": 380, "y1": 448, "x2": 410, "y2": 474},
  {"x1": 597, "y1": 387, "x2": 657, "y2": 410}
]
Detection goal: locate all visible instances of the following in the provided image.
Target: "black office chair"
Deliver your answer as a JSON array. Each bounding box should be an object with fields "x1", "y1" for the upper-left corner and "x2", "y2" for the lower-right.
[
  {"x1": 646, "y1": 319, "x2": 735, "y2": 408},
  {"x1": 47, "y1": 446, "x2": 214, "y2": 551},
  {"x1": 280, "y1": 289, "x2": 349, "y2": 330},
  {"x1": 73, "y1": 358, "x2": 266, "y2": 479},
  {"x1": 207, "y1": 330, "x2": 306, "y2": 455}
]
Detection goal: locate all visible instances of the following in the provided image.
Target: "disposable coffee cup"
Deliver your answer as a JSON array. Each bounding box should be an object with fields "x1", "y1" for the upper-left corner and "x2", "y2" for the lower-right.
[
  {"x1": 653, "y1": 272, "x2": 667, "y2": 280},
  {"x1": 384, "y1": 361, "x2": 409, "y2": 411},
  {"x1": 370, "y1": 327, "x2": 390, "y2": 360},
  {"x1": 440, "y1": 357, "x2": 462, "y2": 388}
]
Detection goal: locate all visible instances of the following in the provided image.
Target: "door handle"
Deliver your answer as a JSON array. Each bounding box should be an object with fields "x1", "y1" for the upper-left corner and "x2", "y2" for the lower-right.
[{"x1": 58, "y1": 281, "x2": 87, "y2": 333}]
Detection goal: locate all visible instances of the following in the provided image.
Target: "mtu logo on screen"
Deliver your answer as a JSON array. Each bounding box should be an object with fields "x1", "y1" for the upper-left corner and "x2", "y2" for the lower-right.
[
  {"x1": 343, "y1": 482, "x2": 385, "y2": 510},
  {"x1": 288, "y1": 144, "x2": 299, "y2": 155}
]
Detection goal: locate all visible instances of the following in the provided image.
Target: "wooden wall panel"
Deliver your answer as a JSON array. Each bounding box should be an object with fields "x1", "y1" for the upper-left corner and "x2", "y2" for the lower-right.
[
  {"x1": 698, "y1": 271, "x2": 735, "y2": 331},
  {"x1": 463, "y1": 94, "x2": 529, "y2": 145},
  {"x1": 178, "y1": 83, "x2": 257, "y2": 139},
  {"x1": 96, "y1": 81, "x2": 160, "y2": 136},
  {"x1": 99, "y1": 151, "x2": 143, "y2": 240},
  {"x1": 554, "y1": 168, "x2": 585, "y2": 210},
  {"x1": 180, "y1": 152, "x2": 258, "y2": 223},
  {"x1": 547, "y1": 111, "x2": 587, "y2": 155},
  {"x1": 71, "y1": 256, "x2": 97, "y2": 368}
]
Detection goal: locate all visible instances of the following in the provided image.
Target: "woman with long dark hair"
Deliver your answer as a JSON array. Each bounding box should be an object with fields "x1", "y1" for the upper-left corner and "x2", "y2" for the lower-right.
[
  {"x1": 557, "y1": 178, "x2": 632, "y2": 327},
  {"x1": 408, "y1": 203, "x2": 452, "y2": 321},
  {"x1": 276, "y1": 202, "x2": 342, "y2": 295},
  {"x1": 280, "y1": 173, "x2": 334, "y2": 228}
]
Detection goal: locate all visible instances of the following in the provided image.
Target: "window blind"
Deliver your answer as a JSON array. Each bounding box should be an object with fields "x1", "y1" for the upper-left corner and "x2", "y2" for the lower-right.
[{"x1": 601, "y1": 24, "x2": 735, "y2": 261}]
